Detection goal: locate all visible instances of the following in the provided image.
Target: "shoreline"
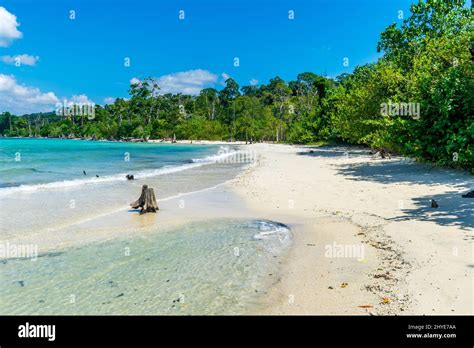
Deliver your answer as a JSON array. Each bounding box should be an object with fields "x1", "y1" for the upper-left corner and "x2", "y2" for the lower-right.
[
  {"x1": 0, "y1": 136, "x2": 252, "y2": 146},
  {"x1": 228, "y1": 143, "x2": 473, "y2": 315},
  {"x1": 1, "y1": 141, "x2": 472, "y2": 315}
]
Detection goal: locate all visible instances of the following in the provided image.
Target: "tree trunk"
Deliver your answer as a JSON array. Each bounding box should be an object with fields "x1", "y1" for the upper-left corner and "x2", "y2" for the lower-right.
[{"x1": 130, "y1": 185, "x2": 159, "y2": 215}]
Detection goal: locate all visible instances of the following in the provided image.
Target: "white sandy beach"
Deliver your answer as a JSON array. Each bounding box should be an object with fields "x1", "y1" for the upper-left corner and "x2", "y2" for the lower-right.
[
  {"x1": 229, "y1": 143, "x2": 473, "y2": 315},
  {"x1": 2, "y1": 142, "x2": 472, "y2": 315}
]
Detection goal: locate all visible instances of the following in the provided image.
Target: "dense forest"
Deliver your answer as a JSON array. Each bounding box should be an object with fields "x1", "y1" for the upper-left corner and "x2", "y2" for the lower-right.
[{"x1": 1, "y1": 1, "x2": 473, "y2": 171}]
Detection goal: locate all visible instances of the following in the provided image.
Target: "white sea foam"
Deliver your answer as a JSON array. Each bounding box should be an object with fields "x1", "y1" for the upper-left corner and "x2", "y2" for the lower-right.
[
  {"x1": 192, "y1": 146, "x2": 257, "y2": 164},
  {"x1": 0, "y1": 150, "x2": 235, "y2": 197},
  {"x1": 191, "y1": 146, "x2": 238, "y2": 163},
  {"x1": 253, "y1": 220, "x2": 292, "y2": 253}
]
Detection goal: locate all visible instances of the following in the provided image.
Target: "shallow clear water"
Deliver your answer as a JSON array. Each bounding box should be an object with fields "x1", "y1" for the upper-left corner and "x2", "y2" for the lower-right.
[
  {"x1": 0, "y1": 138, "x2": 276, "y2": 315},
  {"x1": 0, "y1": 138, "x2": 246, "y2": 239},
  {"x1": 0, "y1": 219, "x2": 291, "y2": 315}
]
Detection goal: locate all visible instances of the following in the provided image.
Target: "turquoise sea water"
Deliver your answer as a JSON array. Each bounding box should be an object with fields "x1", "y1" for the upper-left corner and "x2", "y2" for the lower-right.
[
  {"x1": 0, "y1": 138, "x2": 221, "y2": 189},
  {"x1": 0, "y1": 138, "x2": 290, "y2": 314}
]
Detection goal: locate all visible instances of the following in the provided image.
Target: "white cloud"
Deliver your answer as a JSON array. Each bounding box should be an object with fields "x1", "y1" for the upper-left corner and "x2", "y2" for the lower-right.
[
  {"x1": 104, "y1": 96, "x2": 128, "y2": 105},
  {"x1": 104, "y1": 97, "x2": 116, "y2": 104},
  {"x1": 0, "y1": 74, "x2": 94, "y2": 115},
  {"x1": 249, "y1": 78, "x2": 258, "y2": 86},
  {"x1": 155, "y1": 69, "x2": 218, "y2": 95},
  {"x1": 0, "y1": 74, "x2": 59, "y2": 114},
  {"x1": 1, "y1": 54, "x2": 39, "y2": 66},
  {"x1": 130, "y1": 77, "x2": 141, "y2": 85},
  {"x1": 0, "y1": 7, "x2": 23, "y2": 47},
  {"x1": 69, "y1": 94, "x2": 94, "y2": 105},
  {"x1": 129, "y1": 70, "x2": 221, "y2": 95}
]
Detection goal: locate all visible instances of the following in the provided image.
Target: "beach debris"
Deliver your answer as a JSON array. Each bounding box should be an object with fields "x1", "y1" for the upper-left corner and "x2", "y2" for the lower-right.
[
  {"x1": 371, "y1": 148, "x2": 391, "y2": 159},
  {"x1": 130, "y1": 185, "x2": 159, "y2": 214},
  {"x1": 96, "y1": 174, "x2": 99, "y2": 178},
  {"x1": 358, "y1": 305, "x2": 373, "y2": 309},
  {"x1": 126, "y1": 174, "x2": 135, "y2": 180},
  {"x1": 340, "y1": 282, "x2": 348, "y2": 288},
  {"x1": 83, "y1": 170, "x2": 87, "y2": 175},
  {"x1": 328, "y1": 286, "x2": 334, "y2": 290},
  {"x1": 18, "y1": 280, "x2": 24, "y2": 287},
  {"x1": 461, "y1": 190, "x2": 474, "y2": 198},
  {"x1": 431, "y1": 199, "x2": 439, "y2": 208},
  {"x1": 382, "y1": 297, "x2": 391, "y2": 304},
  {"x1": 374, "y1": 272, "x2": 392, "y2": 280}
]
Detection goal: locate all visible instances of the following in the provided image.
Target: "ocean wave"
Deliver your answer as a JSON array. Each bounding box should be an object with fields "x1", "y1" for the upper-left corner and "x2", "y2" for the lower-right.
[
  {"x1": 0, "y1": 167, "x2": 57, "y2": 174},
  {"x1": 191, "y1": 146, "x2": 238, "y2": 163},
  {"x1": 252, "y1": 220, "x2": 292, "y2": 253},
  {"x1": 0, "y1": 152, "x2": 226, "y2": 196}
]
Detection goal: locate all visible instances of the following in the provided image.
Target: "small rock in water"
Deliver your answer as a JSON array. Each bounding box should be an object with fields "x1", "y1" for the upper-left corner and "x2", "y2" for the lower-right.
[
  {"x1": 115, "y1": 293, "x2": 124, "y2": 298},
  {"x1": 431, "y1": 199, "x2": 439, "y2": 208},
  {"x1": 18, "y1": 280, "x2": 24, "y2": 287},
  {"x1": 462, "y1": 191, "x2": 474, "y2": 198}
]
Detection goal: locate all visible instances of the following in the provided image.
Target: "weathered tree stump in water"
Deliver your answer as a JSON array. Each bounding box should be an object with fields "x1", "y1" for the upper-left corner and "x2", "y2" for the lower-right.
[{"x1": 130, "y1": 185, "x2": 159, "y2": 215}]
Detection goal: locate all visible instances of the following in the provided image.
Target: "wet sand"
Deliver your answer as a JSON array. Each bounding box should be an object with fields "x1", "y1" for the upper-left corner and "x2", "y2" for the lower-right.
[
  {"x1": 230, "y1": 144, "x2": 473, "y2": 315},
  {"x1": 2, "y1": 143, "x2": 472, "y2": 315}
]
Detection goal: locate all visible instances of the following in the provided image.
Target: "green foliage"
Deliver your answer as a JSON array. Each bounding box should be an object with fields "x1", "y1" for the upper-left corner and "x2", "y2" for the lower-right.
[
  {"x1": 329, "y1": 0, "x2": 473, "y2": 170},
  {"x1": 1, "y1": 1, "x2": 472, "y2": 171}
]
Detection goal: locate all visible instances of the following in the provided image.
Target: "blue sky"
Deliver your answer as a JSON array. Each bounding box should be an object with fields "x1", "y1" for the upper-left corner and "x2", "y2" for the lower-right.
[{"x1": 0, "y1": 0, "x2": 435, "y2": 114}]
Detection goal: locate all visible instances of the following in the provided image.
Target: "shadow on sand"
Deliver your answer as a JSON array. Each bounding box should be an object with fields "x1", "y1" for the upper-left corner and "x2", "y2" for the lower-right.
[
  {"x1": 296, "y1": 145, "x2": 370, "y2": 159},
  {"x1": 299, "y1": 146, "x2": 473, "y2": 230},
  {"x1": 392, "y1": 191, "x2": 474, "y2": 231}
]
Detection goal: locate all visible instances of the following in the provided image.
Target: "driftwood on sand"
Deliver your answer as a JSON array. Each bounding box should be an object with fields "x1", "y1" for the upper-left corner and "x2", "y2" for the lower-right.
[
  {"x1": 130, "y1": 185, "x2": 159, "y2": 214},
  {"x1": 371, "y1": 148, "x2": 392, "y2": 159}
]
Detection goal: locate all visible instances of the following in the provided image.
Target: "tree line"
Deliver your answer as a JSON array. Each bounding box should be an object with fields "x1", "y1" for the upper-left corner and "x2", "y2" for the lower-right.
[{"x1": 1, "y1": 0, "x2": 472, "y2": 171}]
